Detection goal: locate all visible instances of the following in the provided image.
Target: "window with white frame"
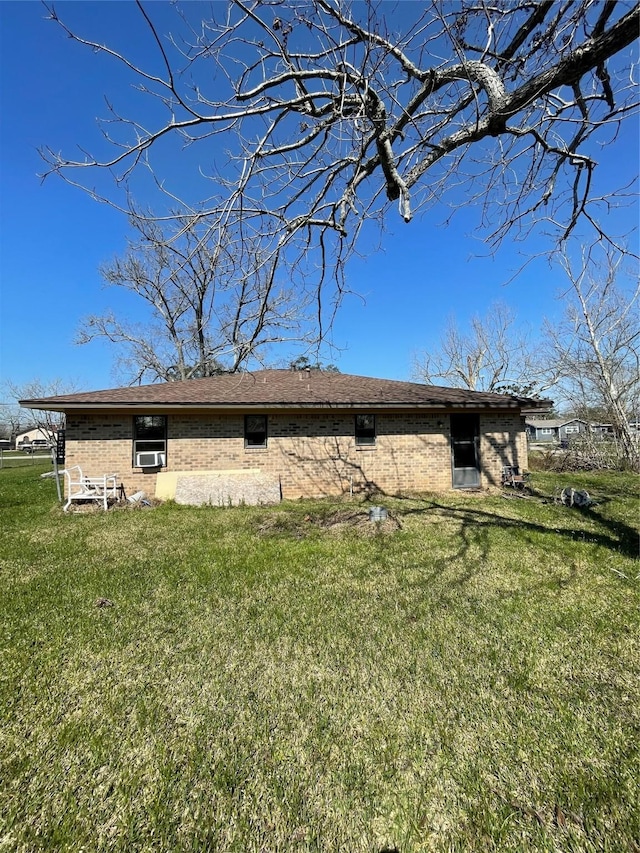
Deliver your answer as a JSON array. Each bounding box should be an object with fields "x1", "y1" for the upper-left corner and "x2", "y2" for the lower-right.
[
  {"x1": 565, "y1": 424, "x2": 580, "y2": 434},
  {"x1": 539, "y1": 428, "x2": 554, "y2": 435}
]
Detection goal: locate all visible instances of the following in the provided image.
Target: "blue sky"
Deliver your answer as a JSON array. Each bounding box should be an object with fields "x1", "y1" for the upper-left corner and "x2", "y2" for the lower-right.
[{"x1": 1, "y1": 1, "x2": 637, "y2": 393}]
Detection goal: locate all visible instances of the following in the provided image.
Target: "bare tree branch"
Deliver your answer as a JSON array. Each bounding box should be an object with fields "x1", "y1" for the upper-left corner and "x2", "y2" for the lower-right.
[
  {"x1": 78, "y1": 209, "x2": 312, "y2": 383},
  {"x1": 40, "y1": 1, "x2": 639, "y2": 338},
  {"x1": 5, "y1": 378, "x2": 80, "y2": 445},
  {"x1": 413, "y1": 302, "x2": 551, "y2": 396},
  {"x1": 545, "y1": 243, "x2": 640, "y2": 466}
]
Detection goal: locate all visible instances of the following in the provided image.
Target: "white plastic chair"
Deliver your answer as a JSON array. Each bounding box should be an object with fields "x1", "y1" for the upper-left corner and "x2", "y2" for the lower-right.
[{"x1": 62, "y1": 465, "x2": 118, "y2": 512}]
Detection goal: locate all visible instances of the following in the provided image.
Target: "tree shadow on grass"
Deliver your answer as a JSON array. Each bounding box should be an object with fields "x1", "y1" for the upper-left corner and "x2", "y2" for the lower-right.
[{"x1": 398, "y1": 496, "x2": 639, "y2": 561}]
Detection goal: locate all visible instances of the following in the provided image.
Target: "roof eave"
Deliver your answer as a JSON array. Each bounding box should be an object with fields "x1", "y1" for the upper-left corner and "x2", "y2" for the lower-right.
[{"x1": 21, "y1": 399, "x2": 548, "y2": 412}]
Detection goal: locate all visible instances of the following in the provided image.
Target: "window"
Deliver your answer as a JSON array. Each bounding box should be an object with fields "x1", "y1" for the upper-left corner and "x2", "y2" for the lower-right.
[
  {"x1": 565, "y1": 424, "x2": 579, "y2": 434},
  {"x1": 245, "y1": 414, "x2": 267, "y2": 448},
  {"x1": 539, "y1": 428, "x2": 554, "y2": 435},
  {"x1": 133, "y1": 415, "x2": 167, "y2": 465},
  {"x1": 355, "y1": 413, "x2": 376, "y2": 446}
]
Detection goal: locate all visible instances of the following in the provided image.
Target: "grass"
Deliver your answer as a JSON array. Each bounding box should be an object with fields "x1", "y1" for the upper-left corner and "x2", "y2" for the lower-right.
[
  {"x1": 0, "y1": 452, "x2": 53, "y2": 472},
  {"x1": 1, "y1": 464, "x2": 638, "y2": 852}
]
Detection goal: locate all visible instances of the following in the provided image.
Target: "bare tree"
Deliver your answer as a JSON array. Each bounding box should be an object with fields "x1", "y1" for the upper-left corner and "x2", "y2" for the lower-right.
[
  {"x1": 7, "y1": 379, "x2": 79, "y2": 445},
  {"x1": 0, "y1": 400, "x2": 30, "y2": 444},
  {"x1": 41, "y1": 1, "x2": 639, "y2": 329},
  {"x1": 545, "y1": 246, "x2": 639, "y2": 465},
  {"x1": 413, "y1": 303, "x2": 548, "y2": 395},
  {"x1": 78, "y1": 211, "x2": 310, "y2": 384}
]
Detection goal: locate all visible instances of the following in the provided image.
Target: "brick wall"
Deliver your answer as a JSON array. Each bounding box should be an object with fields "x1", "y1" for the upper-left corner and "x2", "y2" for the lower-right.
[
  {"x1": 479, "y1": 414, "x2": 529, "y2": 488},
  {"x1": 64, "y1": 410, "x2": 527, "y2": 500}
]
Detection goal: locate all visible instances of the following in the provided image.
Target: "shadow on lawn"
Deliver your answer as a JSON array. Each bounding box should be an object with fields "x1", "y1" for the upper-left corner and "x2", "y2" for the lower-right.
[{"x1": 399, "y1": 496, "x2": 639, "y2": 561}]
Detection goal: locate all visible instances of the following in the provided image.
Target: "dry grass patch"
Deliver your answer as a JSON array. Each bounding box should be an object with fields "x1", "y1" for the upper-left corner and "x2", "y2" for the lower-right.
[{"x1": 256, "y1": 507, "x2": 402, "y2": 538}]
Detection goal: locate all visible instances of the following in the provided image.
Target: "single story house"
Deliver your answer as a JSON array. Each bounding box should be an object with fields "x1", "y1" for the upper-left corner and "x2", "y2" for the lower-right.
[
  {"x1": 21, "y1": 370, "x2": 551, "y2": 503},
  {"x1": 525, "y1": 418, "x2": 588, "y2": 444},
  {"x1": 15, "y1": 427, "x2": 57, "y2": 450},
  {"x1": 590, "y1": 422, "x2": 615, "y2": 436}
]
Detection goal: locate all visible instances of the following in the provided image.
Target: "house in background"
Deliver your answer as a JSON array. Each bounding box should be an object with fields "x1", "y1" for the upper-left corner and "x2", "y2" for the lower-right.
[
  {"x1": 525, "y1": 418, "x2": 588, "y2": 444},
  {"x1": 590, "y1": 422, "x2": 615, "y2": 436},
  {"x1": 15, "y1": 427, "x2": 57, "y2": 451},
  {"x1": 22, "y1": 370, "x2": 551, "y2": 504}
]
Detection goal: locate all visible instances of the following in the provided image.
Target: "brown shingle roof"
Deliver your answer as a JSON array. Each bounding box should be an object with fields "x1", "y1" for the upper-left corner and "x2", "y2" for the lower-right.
[{"x1": 21, "y1": 369, "x2": 551, "y2": 411}]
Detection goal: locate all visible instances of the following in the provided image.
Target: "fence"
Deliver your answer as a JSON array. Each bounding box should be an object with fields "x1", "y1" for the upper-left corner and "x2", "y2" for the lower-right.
[{"x1": 0, "y1": 449, "x2": 54, "y2": 469}]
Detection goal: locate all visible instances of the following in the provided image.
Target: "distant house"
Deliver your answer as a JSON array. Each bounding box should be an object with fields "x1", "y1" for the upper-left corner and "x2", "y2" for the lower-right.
[
  {"x1": 525, "y1": 418, "x2": 588, "y2": 444},
  {"x1": 21, "y1": 370, "x2": 551, "y2": 504},
  {"x1": 15, "y1": 427, "x2": 56, "y2": 451},
  {"x1": 590, "y1": 423, "x2": 615, "y2": 436}
]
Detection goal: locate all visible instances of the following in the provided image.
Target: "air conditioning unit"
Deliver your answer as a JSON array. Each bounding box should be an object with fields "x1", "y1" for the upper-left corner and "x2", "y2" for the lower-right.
[{"x1": 135, "y1": 451, "x2": 165, "y2": 468}]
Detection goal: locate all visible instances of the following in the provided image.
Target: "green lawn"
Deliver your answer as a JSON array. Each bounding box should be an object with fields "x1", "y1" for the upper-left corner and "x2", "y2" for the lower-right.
[{"x1": 1, "y1": 464, "x2": 638, "y2": 852}]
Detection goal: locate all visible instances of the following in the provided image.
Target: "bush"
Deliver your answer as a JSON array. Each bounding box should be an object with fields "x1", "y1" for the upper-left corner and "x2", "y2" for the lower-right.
[{"x1": 529, "y1": 435, "x2": 639, "y2": 473}]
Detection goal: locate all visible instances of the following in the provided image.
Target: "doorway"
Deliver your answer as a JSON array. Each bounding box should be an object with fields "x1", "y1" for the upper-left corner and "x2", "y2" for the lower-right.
[{"x1": 451, "y1": 414, "x2": 480, "y2": 488}]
